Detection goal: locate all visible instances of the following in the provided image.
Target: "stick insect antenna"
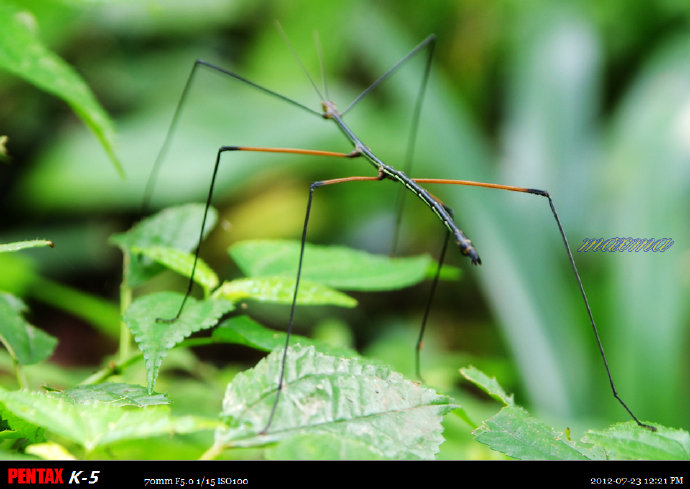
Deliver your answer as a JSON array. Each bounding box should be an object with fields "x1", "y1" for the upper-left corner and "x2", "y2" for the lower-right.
[{"x1": 274, "y1": 20, "x2": 325, "y2": 103}]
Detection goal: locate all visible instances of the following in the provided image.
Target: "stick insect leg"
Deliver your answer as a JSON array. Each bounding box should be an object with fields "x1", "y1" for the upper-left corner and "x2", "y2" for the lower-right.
[
  {"x1": 155, "y1": 145, "x2": 360, "y2": 324},
  {"x1": 151, "y1": 144, "x2": 368, "y2": 434},
  {"x1": 412, "y1": 189, "x2": 454, "y2": 382},
  {"x1": 415, "y1": 229, "x2": 450, "y2": 382},
  {"x1": 338, "y1": 34, "x2": 438, "y2": 255},
  {"x1": 146, "y1": 141, "x2": 371, "y2": 433},
  {"x1": 411, "y1": 177, "x2": 656, "y2": 431},
  {"x1": 262, "y1": 170, "x2": 385, "y2": 434},
  {"x1": 141, "y1": 59, "x2": 322, "y2": 215},
  {"x1": 391, "y1": 36, "x2": 436, "y2": 257}
]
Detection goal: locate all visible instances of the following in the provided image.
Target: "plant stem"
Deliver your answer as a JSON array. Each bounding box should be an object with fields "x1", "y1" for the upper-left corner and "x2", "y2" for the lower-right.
[
  {"x1": 13, "y1": 360, "x2": 27, "y2": 389},
  {"x1": 199, "y1": 441, "x2": 224, "y2": 460},
  {"x1": 119, "y1": 252, "x2": 133, "y2": 363},
  {"x1": 80, "y1": 337, "x2": 219, "y2": 385},
  {"x1": 80, "y1": 353, "x2": 142, "y2": 385}
]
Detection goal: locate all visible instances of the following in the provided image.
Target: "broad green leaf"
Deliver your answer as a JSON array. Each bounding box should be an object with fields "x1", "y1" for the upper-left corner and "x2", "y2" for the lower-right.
[
  {"x1": 110, "y1": 204, "x2": 217, "y2": 287},
  {"x1": 215, "y1": 345, "x2": 456, "y2": 459},
  {"x1": 132, "y1": 245, "x2": 219, "y2": 296},
  {"x1": 583, "y1": 423, "x2": 689, "y2": 460},
  {"x1": 0, "y1": 428, "x2": 27, "y2": 441},
  {"x1": 460, "y1": 366, "x2": 514, "y2": 406},
  {"x1": 123, "y1": 292, "x2": 233, "y2": 393},
  {"x1": 0, "y1": 388, "x2": 216, "y2": 453},
  {"x1": 228, "y1": 240, "x2": 432, "y2": 291},
  {"x1": 62, "y1": 383, "x2": 169, "y2": 407},
  {"x1": 214, "y1": 277, "x2": 357, "y2": 307},
  {"x1": 0, "y1": 3, "x2": 122, "y2": 176},
  {"x1": 0, "y1": 240, "x2": 54, "y2": 253},
  {"x1": 0, "y1": 293, "x2": 57, "y2": 365},
  {"x1": 0, "y1": 397, "x2": 45, "y2": 444},
  {"x1": 473, "y1": 405, "x2": 599, "y2": 460},
  {"x1": 462, "y1": 366, "x2": 683, "y2": 460},
  {"x1": 265, "y1": 432, "x2": 385, "y2": 460},
  {"x1": 110, "y1": 204, "x2": 218, "y2": 252},
  {"x1": 212, "y1": 315, "x2": 357, "y2": 357}
]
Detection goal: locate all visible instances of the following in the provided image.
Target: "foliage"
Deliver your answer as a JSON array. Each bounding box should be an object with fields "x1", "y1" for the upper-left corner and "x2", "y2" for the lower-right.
[
  {"x1": 229, "y1": 240, "x2": 446, "y2": 290},
  {"x1": 0, "y1": 205, "x2": 686, "y2": 460},
  {"x1": 0, "y1": 206, "x2": 467, "y2": 459},
  {"x1": 0, "y1": 0, "x2": 122, "y2": 176},
  {"x1": 462, "y1": 366, "x2": 689, "y2": 461},
  {"x1": 0, "y1": 385, "x2": 215, "y2": 454},
  {"x1": 0, "y1": 292, "x2": 57, "y2": 367},
  {"x1": 213, "y1": 344, "x2": 456, "y2": 460}
]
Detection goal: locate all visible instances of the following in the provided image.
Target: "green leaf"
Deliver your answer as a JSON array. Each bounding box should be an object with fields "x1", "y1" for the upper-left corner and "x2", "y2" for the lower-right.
[
  {"x1": 214, "y1": 277, "x2": 357, "y2": 307},
  {"x1": 110, "y1": 204, "x2": 218, "y2": 252},
  {"x1": 460, "y1": 366, "x2": 514, "y2": 406},
  {"x1": 473, "y1": 405, "x2": 599, "y2": 460},
  {"x1": 61, "y1": 383, "x2": 169, "y2": 407},
  {"x1": 0, "y1": 293, "x2": 57, "y2": 365},
  {"x1": 583, "y1": 423, "x2": 690, "y2": 460},
  {"x1": 123, "y1": 292, "x2": 233, "y2": 393},
  {"x1": 132, "y1": 245, "x2": 219, "y2": 296},
  {"x1": 0, "y1": 388, "x2": 215, "y2": 453},
  {"x1": 215, "y1": 345, "x2": 456, "y2": 459},
  {"x1": 212, "y1": 315, "x2": 358, "y2": 357},
  {"x1": 228, "y1": 240, "x2": 432, "y2": 291},
  {"x1": 0, "y1": 394, "x2": 46, "y2": 444},
  {"x1": 110, "y1": 204, "x2": 218, "y2": 287},
  {"x1": 462, "y1": 366, "x2": 684, "y2": 460},
  {"x1": 427, "y1": 261, "x2": 462, "y2": 281},
  {"x1": 265, "y1": 432, "x2": 385, "y2": 460},
  {"x1": 0, "y1": 3, "x2": 122, "y2": 177},
  {"x1": 0, "y1": 240, "x2": 54, "y2": 253}
]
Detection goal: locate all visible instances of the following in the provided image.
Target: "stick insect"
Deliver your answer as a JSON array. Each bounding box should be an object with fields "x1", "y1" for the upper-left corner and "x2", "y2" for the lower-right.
[{"x1": 142, "y1": 27, "x2": 655, "y2": 433}]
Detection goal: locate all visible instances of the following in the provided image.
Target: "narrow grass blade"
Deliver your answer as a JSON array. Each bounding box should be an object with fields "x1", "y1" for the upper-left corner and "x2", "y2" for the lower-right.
[{"x1": 0, "y1": 240, "x2": 54, "y2": 253}]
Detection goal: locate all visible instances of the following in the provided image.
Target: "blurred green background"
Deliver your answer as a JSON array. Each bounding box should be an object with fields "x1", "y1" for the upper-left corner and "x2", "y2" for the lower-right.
[{"x1": 0, "y1": 0, "x2": 688, "y2": 457}]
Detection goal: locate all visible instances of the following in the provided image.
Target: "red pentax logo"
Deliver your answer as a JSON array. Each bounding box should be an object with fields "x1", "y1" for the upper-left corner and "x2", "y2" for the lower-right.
[{"x1": 8, "y1": 468, "x2": 63, "y2": 484}]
